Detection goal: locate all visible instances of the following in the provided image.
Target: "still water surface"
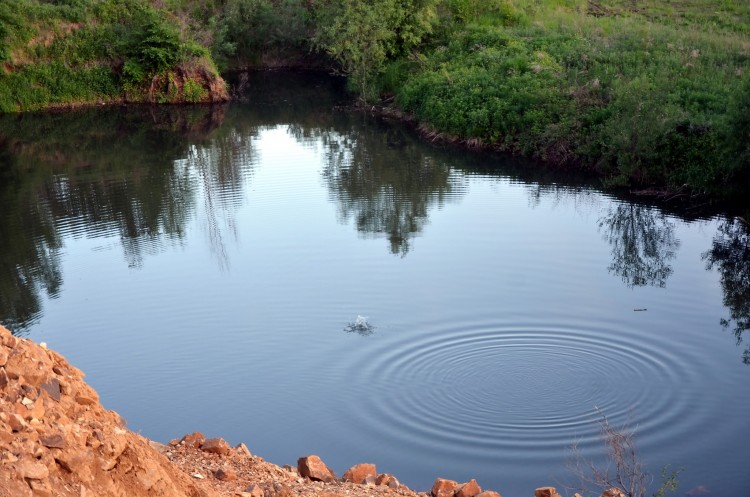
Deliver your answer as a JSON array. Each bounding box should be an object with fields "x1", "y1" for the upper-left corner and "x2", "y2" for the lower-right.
[{"x1": 1, "y1": 72, "x2": 748, "y2": 497}]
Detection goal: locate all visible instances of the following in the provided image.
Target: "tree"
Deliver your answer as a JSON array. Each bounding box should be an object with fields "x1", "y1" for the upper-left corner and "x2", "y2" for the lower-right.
[{"x1": 313, "y1": 0, "x2": 438, "y2": 102}]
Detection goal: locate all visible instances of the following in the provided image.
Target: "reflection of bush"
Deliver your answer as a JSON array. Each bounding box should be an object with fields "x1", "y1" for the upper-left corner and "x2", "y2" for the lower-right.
[{"x1": 703, "y1": 218, "x2": 750, "y2": 365}]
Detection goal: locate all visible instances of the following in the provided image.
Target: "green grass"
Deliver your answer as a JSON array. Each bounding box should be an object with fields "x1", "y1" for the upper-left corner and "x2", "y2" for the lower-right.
[
  {"x1": 382, "y1": 0, "x2": 750, "y2": 194},
  {"x1": 0, "y1": 0, "x2": 225, "y2": 112}
]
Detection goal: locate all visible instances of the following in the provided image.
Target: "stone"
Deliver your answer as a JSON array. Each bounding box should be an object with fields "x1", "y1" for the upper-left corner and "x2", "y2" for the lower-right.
[
  {"x1": 245, "y1": 484, "x2": 265, "y2": 497},
  {"x1": 74, "y1": 387, "x2": 98, "y2": 406},
  {"x1": 9, "y1": 413, "x2": 27, "y2": 432},
  {"x1": 237, "y1": 442, "x2": 253, "y2": 458},
  {"x1": 297, "y1": 455, "x2": 337, "y2": 482},
  {"x1": 0, "y1": 348, "x2": 8, "y2": 366},
  {"x1": 40, "y1": 378, "x2": 61, "y2": 402},
  {"x1": 201, "y1": 437, "x2": 231, "y2": 455},
  {"x1": 29, "y1": 478, "x2": 53, "y2": 497},
  {"x1": 601, "y1": 489, "x2": 626, "y2": 497},
  {"x1": 342, "y1": 463, "x2": 377, "y2": 484},
  {"x1": 268, "y1": 483, "x2": 295, "y2": 497},
  {"x1": 215, "y1": 467, "x2": 238, "y2": 481},
  {"x1": 457, "y1": 479, "x2": 482, "y2": 497},
  {"x1": 476, "y1": 492, "x2": 502, "y2": 497},
  {"x1": 40, "y1": 434, "x2": 65, "y2": 449},
  {"x1": 17, "y1": 460, "x2": 49, "y2": 480},
  {"x1": 376, "y1": 473, "x2": 400, "y2": 489},
  {"x1": 181, "y1": 432, "x2": 206, "y2": 449},
  {"x1": 431, "y1": 478, "x2": 459, "y2": 497},
  {"x1": 0, "y1": 366, "x2": 8, "y2": 388},
  {"x1": 535, "y1": 487, "x2": 562, "y2": 497}
]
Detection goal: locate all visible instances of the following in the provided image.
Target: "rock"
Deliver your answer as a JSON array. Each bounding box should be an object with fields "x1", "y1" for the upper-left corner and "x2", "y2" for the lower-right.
[
  {"x1": 245, "y1": 483, "x2": 266, "y2": 497},
  {"x1": 267, "y1": 483, "x2": 296, "y2": 497},
  {"x1": 476, "y1": 492, "x2": 502, "y2": 497},
  {"x1": 237, "y1": 442, "x2": 252, "y2": 458},
  {"x1": 601, "y1": 488, "x2": 626, "y2": 497},
  {"x1": 283, "y1": 464, "x2": 298, "y2": 475},
  {"x1": 342, "y1": 463, "x2": 377, "y2": 484},
  {"x1": 432, "y1": 478, "x2": 459, "y2": 497},
  {"x1": 0, "y1": 347, "x2": 8, "y2": 366},
  {"x1": 0, "y1": 366, "x2": 8, "y2": 388},
  {"x1": 535, "y1": 487, "x2": 562, "y2": 497},
  {"x1": 40, "y1": 378, "x2": 61, "y2": 402},
  {"x1": 456, "y1": 479, "x2": 482, "y2": 497},
  {"x1": 8, "y1": 413, "x2": 27, "y2": 432},
  {"x1": 215, "y1": 467, "x2": 238, "y2": 481},
  {"x1": 364, "y1": 475, "x2": 377, "y2": 486},
  {"x1": 17, "y1": 459, "x2": 50, "y2": 480},
  {"x1": 40, "y1": 434, "x2": 65, "y2": 449},
  {"x1": 297, "y1": 455, "x2": 337, "y2": 482},
  {"x1": 201, "y1": 437, "x2": 231, "y2": 455},
  {"x1": 376, "y1": 473, "x2": 401, "y2": 489},
  {"x1": 181, "y1": 432, "x2": 207, "y2": 449}
]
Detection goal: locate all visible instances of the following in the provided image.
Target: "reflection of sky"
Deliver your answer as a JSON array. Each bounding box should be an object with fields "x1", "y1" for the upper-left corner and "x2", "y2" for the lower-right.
[{"x1": 20, "y1": 120, "x2": 750, "y2": 497}]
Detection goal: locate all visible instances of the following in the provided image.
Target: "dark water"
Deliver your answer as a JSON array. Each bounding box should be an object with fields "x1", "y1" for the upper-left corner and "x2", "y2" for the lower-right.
[{"x1": 1, "y1": 72, "x2": 748, "y2": 497}]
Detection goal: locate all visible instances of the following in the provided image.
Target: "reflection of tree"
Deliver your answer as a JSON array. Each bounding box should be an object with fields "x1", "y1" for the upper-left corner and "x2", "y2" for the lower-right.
[
  {"x1": 598, "y1": 204, "x2": 679, "y2": 288},
  {"x1": 703, "y1": 217, "x2": 750, "y2": 365},
  {"x1": 0, "y1": 105, "x2": 243, "y2": 332},
  {"x1": 322, "y1": 121, "x2": 463, "y2": 256}
]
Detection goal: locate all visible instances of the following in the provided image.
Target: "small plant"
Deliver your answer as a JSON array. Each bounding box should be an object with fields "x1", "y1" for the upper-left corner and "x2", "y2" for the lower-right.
[
  {"x1": 182, "y1": 78, "x2": 206, "y2": 103},
  {"x1": 568, "y1": 413, "x2": 682, "y2": 497}
]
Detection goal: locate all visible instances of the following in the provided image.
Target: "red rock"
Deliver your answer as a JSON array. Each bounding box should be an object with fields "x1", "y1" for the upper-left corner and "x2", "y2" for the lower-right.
[
  {"x1": 0, "y1": 348, "x2": 8, "y2": 366},
  {"x1": 40, "y1": 434, "x2": 65, "y2": 449},
  {"x1": 0, "y1": 366, "x2": 8, "y2": 388},
  {"x1": 215, "y1": 467, "x2": 238, "y2": 481},
  {"x1": 9, "y1": 413, "x2": 27, "y2": 432},
  {"x1": 40, "y1": 379, "x2": 61, "y2": 402},
  {"x1": 201, "y1": 437, "x2": 231, "y2": 455},
  {"x1": 181, "y1": 432, "x2": 206, "y2": 449},
  {"x1": 17, "y1": 459, "x2": 49, "y2": 480},
  {"x1": 297, "y1": 455, "x2": 337, "y2": 482},
  {"x1": 535, "y1": 487, "x2": 562, "y2": 497},
  {"x1": 342, "y1": 463, "x2": 377, "y2": 483},
  {"x1": 376, "y1": 473, "x2": 400, "y2": 488},
  {"x1": 245, "y1": 483, "x2": 266, "y2": 497},
  {"x1": 476, "y1": 491, "x2": 502, "y2": 497},
  {"x1": 457, "y1": 479, "x2": 482, "y2": 497},
  {"x1": 432, "y1": 478, "x2": 459, "y2": 497},
  {"x1": 237, "y1": 442, "x2": 252, "y2": 458}
]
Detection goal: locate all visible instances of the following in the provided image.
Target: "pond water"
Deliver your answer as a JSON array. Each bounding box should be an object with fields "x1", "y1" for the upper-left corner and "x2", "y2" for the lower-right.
[{"x1": 1, "y1": 72, "x2": 748, "y2": 497}]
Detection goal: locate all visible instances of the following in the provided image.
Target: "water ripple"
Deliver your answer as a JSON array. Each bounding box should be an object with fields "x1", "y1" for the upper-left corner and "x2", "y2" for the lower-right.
[{"x1": 335, "y1": 319, "x2": 705, "y2": 459}]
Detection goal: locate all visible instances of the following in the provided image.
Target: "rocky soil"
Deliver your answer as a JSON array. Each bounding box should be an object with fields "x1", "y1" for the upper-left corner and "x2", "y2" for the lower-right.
[{"x1": 0, "y1": 324, "x2": 580, "y2": 497}]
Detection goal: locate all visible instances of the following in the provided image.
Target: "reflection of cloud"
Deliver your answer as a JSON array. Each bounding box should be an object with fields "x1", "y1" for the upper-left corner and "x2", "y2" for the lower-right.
[
  {"x1": 703, "y1": 217, "x2": 750, "y2": 365},
  {"x1": 598, "y1": 204, "x2": 679, "y2": 288}
]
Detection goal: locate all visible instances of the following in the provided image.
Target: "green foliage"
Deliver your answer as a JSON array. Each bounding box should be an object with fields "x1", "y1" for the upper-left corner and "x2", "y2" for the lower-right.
[
  {"x1": 211, "y1": 0, "x2": 311, "y2": 68},
  {"x1": 313, "y1": 0, "x2": 439, "y2": 102},
  {"x1": 182, "y1": 78, "x2": 207, "y2": 103},
  {"x1": 653, "y1": 466, "x2": 682, "y2": 497}
]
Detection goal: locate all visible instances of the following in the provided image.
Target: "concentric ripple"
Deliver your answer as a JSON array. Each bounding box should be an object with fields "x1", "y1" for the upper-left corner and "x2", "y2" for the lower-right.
[{"x1": 334, "y1": 318, "x2": 708, "y2": 460}]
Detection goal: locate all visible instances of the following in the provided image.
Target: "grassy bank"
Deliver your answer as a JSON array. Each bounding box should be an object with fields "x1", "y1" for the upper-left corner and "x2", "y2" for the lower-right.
[
  {"x1": 0, "y1": 0, "x2": 228, "y2": 111},
  {"x1": 1, "y1": 0, "x2": 748, "y2": 197},
  {"x1": 379, "y1": 0, "x2": 750, "y2": 194}
]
